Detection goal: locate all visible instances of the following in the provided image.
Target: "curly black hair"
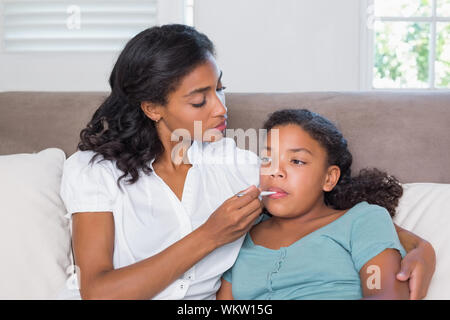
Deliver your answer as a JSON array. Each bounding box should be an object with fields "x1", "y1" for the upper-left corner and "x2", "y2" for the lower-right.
[
  {"x1": 262, "y1": 109, "x2": 403, "y2": 217},
  {"x1": 77, "y1": 24, "x2": 215, "y2": 191}
]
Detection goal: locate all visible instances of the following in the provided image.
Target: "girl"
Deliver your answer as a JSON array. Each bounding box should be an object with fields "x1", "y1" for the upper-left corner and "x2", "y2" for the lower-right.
[
  {"x1": 217, "y1": 109, "x2": 417, "y2": 300},
  {"x1": 59, "y1": 25, "x2": 434, "y2": 300}
]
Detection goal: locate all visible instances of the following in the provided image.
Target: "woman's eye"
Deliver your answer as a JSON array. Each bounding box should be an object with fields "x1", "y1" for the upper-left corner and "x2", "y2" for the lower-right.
[
  {"x1": 292, "y1": 159, "x2": 305, "y2": 165},
  {"x1": 192, "y1": 99, "x2": 206, "y2": 108}
]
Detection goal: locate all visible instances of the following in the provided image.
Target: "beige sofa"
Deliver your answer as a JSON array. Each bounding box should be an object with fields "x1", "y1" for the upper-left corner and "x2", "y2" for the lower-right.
[{"x1": 0, "y1": 91, "x2": 449, "y2": 299}]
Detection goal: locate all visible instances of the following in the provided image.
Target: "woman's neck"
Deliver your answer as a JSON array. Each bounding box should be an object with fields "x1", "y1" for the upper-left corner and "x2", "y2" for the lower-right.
[{"x1": 154, "y1": 122, "x2": 193, "y2": 170}]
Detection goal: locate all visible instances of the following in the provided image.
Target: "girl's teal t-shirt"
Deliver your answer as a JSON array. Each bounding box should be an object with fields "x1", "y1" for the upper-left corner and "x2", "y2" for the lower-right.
[{"x1": 222, "y1": 201, "x2": 406, "y2": 300}]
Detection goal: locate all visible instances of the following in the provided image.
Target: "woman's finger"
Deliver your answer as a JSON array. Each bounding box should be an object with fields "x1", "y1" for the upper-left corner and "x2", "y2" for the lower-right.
[
  {"x1": 231, "y1": 186, "x2": 261, "y2": 209},
  {"x1": 409, "y1": 266, "x2": 426, "y2": 300},
  {"x1": 396, "y1": 258, "x2": 413, "y2": 282},
  {"x1": 241, "y1": 206, "x2": 263, "y2": 231},
  {"x1": 237, "y1": 198, "x2": 262, "y2": 217}
]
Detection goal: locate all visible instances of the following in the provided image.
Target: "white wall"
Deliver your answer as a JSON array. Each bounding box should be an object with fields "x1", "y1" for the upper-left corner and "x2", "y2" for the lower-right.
[
  {"x1": 0, "y1": 0, "x2": 363, "y2": 92},
  {"x1": 0, "y1": 52, "x2": 117, "y2": 92},
  {"x1": 194, "y1": 0, "x2": 362, "y2": 92}
]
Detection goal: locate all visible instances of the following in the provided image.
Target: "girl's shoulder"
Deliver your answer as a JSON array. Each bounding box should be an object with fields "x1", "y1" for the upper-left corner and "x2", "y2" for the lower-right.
[
  {"x1": 328, "y1": 201, "x2": 394, "y2": 234},
  {"x1": 347, "y1": 201, "x2": 392, "y2": 220}
]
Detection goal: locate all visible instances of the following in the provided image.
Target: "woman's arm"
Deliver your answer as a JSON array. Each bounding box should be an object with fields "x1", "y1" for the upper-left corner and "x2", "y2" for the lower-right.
[
  {"x1": 73, "y1": 211, "x2": 217, "y2": 299},
  {"x1": 394, "y1": 223, "x2": 436, "y2": 300},
  {"x1": 395, "y1": 224, "x2": 423, "y2": 252},
  {"x1": 73, "y1": 186, "x2": 263, "y2": 300},
  {"x1": 216, "y1": 278, "x2": 234, "y2": 300},
  {"x1": 359, "y1": 248, "x2": 410, "y2": 300}
]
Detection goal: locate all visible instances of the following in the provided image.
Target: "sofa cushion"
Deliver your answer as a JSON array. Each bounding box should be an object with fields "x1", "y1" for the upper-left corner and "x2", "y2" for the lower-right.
[
  {"x1": 0, "y1": 148, "x2": 72, "y2": 299},
  {"x1": 394, "y1": 183, "x2": 450, "y2": 299}
]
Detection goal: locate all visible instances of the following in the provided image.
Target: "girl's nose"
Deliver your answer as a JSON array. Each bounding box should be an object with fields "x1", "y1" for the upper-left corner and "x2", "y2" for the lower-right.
[{"x1": 270, "y1": 165, "x2": 286, "y2": 179}]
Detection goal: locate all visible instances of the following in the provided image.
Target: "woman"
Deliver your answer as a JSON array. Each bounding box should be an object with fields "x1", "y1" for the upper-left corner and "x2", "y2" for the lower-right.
[{"x1": 59, "y1": 24, "x2": 435, "y2": 300}]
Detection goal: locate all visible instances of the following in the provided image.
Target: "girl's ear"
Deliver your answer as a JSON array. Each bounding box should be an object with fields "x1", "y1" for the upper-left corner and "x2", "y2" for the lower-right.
[
  {"x1": 323, "y1": 165, "x2": 341, "y2": 192},
  {"x1": 141, "y1": 101, "x2": 163, "y2": 122}
]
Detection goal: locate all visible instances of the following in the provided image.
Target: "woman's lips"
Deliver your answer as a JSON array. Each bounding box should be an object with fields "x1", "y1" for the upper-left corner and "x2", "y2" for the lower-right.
[
  {"x1": 214, "y1": 121, "x2": 227, "y2": 132},
  {"x1": 267, "y1": 187, "x2": 289, "y2": 199}
]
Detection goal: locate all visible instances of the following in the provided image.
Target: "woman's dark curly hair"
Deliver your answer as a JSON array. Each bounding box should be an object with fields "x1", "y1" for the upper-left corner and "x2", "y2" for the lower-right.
[
  {"x1": 262, "y1": 109, "x2": 403, "y2": 217},
  {"x1": 78, "y1": 24, "x2": 215, "y2": 191}
]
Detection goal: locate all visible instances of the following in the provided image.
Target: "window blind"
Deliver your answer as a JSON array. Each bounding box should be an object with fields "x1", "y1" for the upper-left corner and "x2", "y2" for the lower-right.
[{"x1": 1, "y1": 0, "x2": 158, "y2": 52}]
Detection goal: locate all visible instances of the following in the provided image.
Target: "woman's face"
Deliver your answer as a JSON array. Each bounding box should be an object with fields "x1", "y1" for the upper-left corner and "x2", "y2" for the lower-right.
[
  {"x1": 259, "y1": 124, "x2": 340, "y2": 218},
  {"x1": 143, "y1": 54, "x2": 227, "y2": 143}
]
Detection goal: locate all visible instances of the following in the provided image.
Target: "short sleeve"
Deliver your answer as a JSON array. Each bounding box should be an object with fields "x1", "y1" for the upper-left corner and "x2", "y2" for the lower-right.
[
  {"x1": 60, "y1": 151, "x2": 119, "y2": 219},
  {"x1": 222, "y1": 267, "x2": 232, "y2": 283},
  {"x1": 350, "y1": 205, "x2": 407, "y2": 272}
]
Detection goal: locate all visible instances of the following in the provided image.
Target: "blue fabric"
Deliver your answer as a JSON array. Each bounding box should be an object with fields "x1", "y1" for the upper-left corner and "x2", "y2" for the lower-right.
[{"x1": 222, "y1": 201, "x2": 406, "y2": 300}]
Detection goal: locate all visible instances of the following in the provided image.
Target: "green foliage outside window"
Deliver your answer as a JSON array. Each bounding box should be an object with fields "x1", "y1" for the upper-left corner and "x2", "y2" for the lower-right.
[{"x1": 373, "y1": 0, "x2": 450, "y2": 88}]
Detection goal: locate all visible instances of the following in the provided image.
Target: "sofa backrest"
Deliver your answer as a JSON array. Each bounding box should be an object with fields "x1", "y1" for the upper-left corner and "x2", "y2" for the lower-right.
[{"x1": 1, "y1": 91, "x2": 449, "y2": 183}]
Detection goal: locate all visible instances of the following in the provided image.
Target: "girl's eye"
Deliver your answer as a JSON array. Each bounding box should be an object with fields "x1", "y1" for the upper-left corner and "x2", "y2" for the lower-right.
[
  {"x1": 292, "y1": 159, "x2": 305, "y2": 165},
  {"x1": 217, "y1": 86, "x2": 227, "y2": 92},
  {"x1": 260, "y1": 156, "x2": 272, "y2": 165}
]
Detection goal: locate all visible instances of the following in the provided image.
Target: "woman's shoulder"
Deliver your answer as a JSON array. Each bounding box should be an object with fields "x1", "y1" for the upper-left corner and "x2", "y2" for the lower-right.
[
  {"x1": 62, "y1": 150, "x2": 120, "y2": 189},
  {"x1": 65, "y1": 150, "x2": 115, "y2": 174},
  {"x1": 60, "y1": 150, "x2": 120, "y2": 217}
]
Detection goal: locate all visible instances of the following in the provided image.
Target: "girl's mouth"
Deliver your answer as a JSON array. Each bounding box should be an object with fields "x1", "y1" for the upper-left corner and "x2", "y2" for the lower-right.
[{"x1": 267, "y1": 187, "x2": 289, "y2": 199}]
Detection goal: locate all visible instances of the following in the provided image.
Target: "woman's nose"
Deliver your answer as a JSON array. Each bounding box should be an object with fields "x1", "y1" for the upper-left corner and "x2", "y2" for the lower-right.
[{"x1": 213, "y1": 92, "x2": 227, "y2": 117}]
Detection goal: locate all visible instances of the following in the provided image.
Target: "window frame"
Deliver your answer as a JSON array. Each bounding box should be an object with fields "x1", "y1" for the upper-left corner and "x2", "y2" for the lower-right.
[{"x1": 360, "y1": 0, "x2": 450, "y2": 91}]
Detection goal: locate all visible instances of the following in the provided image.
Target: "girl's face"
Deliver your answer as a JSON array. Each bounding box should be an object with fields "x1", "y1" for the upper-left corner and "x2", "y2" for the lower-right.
[
  {"x1": 259, "y1": 124, "x2": 340, "y2": 218},
  {"x1": 141, "y1": 54, "x2": 227, "y2": 143}
]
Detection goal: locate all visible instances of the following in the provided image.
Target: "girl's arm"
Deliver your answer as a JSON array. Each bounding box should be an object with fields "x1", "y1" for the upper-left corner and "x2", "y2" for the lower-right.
[
  {"x1": 359, "y1": 248, "x2": 410, "y2": 300},
  {"x1": 216, "y1": 278, "x2": 234, "y2": 300},
  {"x1": 394, "y1": 224, "x2": 436, "y2": 300}
]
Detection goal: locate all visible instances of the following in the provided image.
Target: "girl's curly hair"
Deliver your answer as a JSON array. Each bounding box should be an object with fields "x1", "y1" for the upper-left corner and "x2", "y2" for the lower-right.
[
  {"x1": 77, "y1": 24, "x2": 215, "y2": 191},
  {"x1": 262, "y1": 109, "x2": 403, "y2": 217}
]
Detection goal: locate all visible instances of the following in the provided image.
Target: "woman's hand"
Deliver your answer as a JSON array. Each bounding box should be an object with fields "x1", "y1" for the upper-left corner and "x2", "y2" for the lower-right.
[
  {"x1": 200, "y1": 185, "x2": 263, "y2": 248},
  {"x1": 395, "y1": 225, "x2": 436, "y2": 300}
]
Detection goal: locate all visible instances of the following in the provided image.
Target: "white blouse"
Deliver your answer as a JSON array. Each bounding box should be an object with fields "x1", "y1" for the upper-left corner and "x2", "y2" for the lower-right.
[{"x1": 58, "y1": 137, "x2": 260, "y2": 300}]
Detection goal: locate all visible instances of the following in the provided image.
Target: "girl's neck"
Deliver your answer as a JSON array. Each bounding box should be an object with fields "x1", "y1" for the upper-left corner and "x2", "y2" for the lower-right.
[{"x1": 268, "y1": 200, "x2": 340, "y2": 233}]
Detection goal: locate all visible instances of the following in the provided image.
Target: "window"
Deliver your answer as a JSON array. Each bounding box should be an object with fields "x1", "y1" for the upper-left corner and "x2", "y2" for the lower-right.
[
  {"x1": 0, "y1": 0, "x2": 193, "y2": 52},
  {"x1": 362, "y1": 0, "x2": 450, "y2": 89}
]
